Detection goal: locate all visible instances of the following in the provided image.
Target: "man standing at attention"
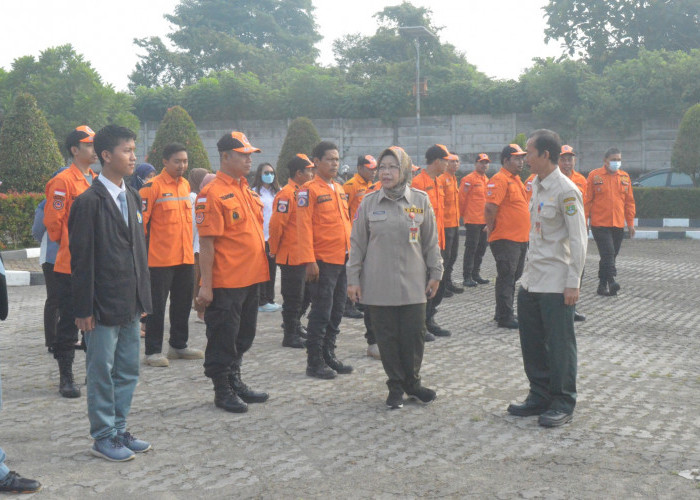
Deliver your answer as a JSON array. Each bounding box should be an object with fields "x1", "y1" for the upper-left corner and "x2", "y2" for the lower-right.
[
  {"x1": 438, "y1": 153, "x2": 464, "y2": 297},
  {"x1": 44, "y1": 125, "x2": 97, "y2": 398},
  {"x1": 196, "y1": 132, "x2": 270, "y2": 412},
  {"x1": 140, "y1": 143, "x2": 203, "y2": 367},
  {"x1": 485, "y1": 144, "x2": 530, "y2": 329},
  {"x1": 70, "y1": 125, "x2": 153, "y2": 461},
  {"x1": 412, "y1": 144, "x2": 450, "y2": 339},
  {"x1": 459, "y1": 153, "x2": 490, "y2": 288},
  {"x1": 584, "y1": 148, "x2": 635, "y2": 296},
  {"x1": 507, "y1": 129, "x2": 587, "y2": 428},
  {"x1": 297, "y1": 141, "x2": 353, "y2": 379}
]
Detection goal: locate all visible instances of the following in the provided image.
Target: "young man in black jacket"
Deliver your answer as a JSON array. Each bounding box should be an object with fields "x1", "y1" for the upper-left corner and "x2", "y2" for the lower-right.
[{"x1": 69, "y1": 125, "x2": 153, "y2": 462}]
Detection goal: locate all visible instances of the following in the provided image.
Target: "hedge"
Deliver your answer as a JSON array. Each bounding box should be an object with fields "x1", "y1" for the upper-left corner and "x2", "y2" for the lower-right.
[
  {"x1": 633, "y1": 187, "x2": 700, "y2": 219},
  {"x1": 0, "y1": 192, "x2": 44, "y2": 250}
]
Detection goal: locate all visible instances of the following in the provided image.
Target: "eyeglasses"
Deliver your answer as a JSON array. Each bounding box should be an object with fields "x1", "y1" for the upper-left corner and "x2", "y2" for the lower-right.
[{"x1": 377, "y1": 165, "x2": 400, "y2": 172}]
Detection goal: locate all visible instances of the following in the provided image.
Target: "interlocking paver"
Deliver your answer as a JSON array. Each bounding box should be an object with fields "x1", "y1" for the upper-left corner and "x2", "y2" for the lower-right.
[{"x1": 0, "y1": 239, "x2": 699, "y2": 498}]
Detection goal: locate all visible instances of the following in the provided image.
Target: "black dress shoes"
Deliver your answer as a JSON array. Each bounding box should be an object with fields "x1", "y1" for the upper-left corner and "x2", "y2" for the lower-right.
[
  {"x1": 507, "y1": 399, "x2": 549, "y2": 416},
  {"x1": 497, "y1": 319, "x2": 519, "y2": 329},
  {"x1": 608, "y1": 280, "x2": 621, "y2": 295},
  {"x1": 473, "y1": 275, "x2": 489, "y2": 284},
  {"x1": 463, "y1": 277, "x2": 477, "y2": 287},
  {"x1": 574, "y1": 311, "x2": 586, "y2": 322},
  {"x1": 446, "y1": 281, "x2": 464, "y2": 294},
  {"x1": 426, "y1": 319, "x2": 451, "y2": 337},
  {"x1": 538, "y1": 409, "x2": 573, "y2": 427}
]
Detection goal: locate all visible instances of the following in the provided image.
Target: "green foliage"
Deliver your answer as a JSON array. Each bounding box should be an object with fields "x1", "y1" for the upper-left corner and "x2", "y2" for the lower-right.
[
  {"x1": 0, "y1": 192, "x2": 44, "y2": 250},
  {"x1": 671, "y1": 103, "x2": 700, "y2": 186},
  {"x1": 275, "y1": 117, "x2": 320, "y2": 185},
  {"x1": 129, "y1": 0, "x2": 320, "y2": 89},
  {"x1": 0, "y1": 45, "x2": 140, "y2": 155},
  {"x1": 544, "y1": 0, "x2": 700, "y2": 70},
  {"x1": 634, "y1": 187, "x2": 700, "y2": 218},
  {"x1": 0, "y1": 93, "x2": 63, "y2": 193},
  {"x1": 147, "y1": 106, "x2": 210, "y2": 177}
]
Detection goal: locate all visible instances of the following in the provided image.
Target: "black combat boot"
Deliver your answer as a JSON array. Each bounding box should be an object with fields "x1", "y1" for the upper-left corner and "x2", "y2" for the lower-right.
[
  {"x1": 306, "y1": 345, "x2": 336, "y2": 379},
  {"x1": 57, "y1": 357, "x2": 81, "y2": 398},
  {"x1": 230, "y1": 357, "x2": 268, "y2": 403},
  {"x1": 213, "y1": 374, "x2": 247, "y2": 413},
  {"x1": 323, "y1": 336, "x2": 353, "y2": 374},
  {"x1": 597, "y1": 280, "x2": 609, "y2": 296},
  {"x1": 608, "y1": 278, "x2": 621, "y2": 296},
  {"x1": 282, "y1": 323, "x2": 305, "y2": 349},
  {"x1": 296, "y1": 323, "x2": 308, "y2": 339}
]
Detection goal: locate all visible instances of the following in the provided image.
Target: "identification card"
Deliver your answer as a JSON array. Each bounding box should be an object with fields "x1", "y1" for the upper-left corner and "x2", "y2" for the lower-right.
[{"x1": 409, "y1": 226, "x2": 419, "y2": 243}]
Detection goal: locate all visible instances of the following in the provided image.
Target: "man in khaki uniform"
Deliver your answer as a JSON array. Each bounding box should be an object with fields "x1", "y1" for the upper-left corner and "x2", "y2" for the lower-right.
[{"x1": 507, "y1": 129, "x2": 587, "y2": 428}]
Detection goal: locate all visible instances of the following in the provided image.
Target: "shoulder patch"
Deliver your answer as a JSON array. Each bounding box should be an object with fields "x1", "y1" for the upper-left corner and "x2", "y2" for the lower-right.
[
  {"x1": 277, "y1": 200, "x2": 289, "y2": 213},
  {"x1": 565, "y1": 203, "x2": 577, "y2": 216},
  {"x1": 563, "y1": 197, "x2": 576, "y2": 203}
]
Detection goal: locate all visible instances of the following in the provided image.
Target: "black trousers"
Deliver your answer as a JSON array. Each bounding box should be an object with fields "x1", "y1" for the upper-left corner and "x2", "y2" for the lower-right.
[
  {"x1": 53, "y1": 272, "x2": 78, "y2": 361},
  {"x1": 145, "y1": 264, "x2": 194, "y2": 355},
  {"x1": 259, "y1": 242, "x2": 277, "y2": 305},
  {"x1": 306, "y1": 261, "x2": 347, "y2": 349},
  {"x1": 203, "y1": 285, "x2": 259, "y2": 378},
  {"x1": 463, "y1": 223, "x2": 488, "y2": 279},
  {"x1": 442, "y1": 226, "x2": 459, "y2": 283},
  {"x1": 279, "y1": 263, "x2": 311, "y2": 329},
  {"x1": 363, "y1": 309, "x2": 376, "y2": 345},
  {"x1": 517, "y1": 287, "x2": 577, "y2": 413},
  {"x1": 426, "y1": 272, "x2": 446, "y2": 321},
  {"x1": 490, "y1": 239, "x2": 527, "y2": 323},
  {"x1": 369, "y1": 304, "x2": 426, "y2": 393},
  {"x1": 42, "y1": 262, "x2": 60, "y2": 348},
  {"x1": 591, "y1": 226, "x2": 625, "y2": 282}
]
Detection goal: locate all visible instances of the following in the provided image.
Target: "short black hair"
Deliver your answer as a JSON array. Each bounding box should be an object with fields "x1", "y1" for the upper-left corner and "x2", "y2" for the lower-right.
[
  {"x1": 64, "y1": 130, "x2": 90, "y2": 156},
  {"x1": 94, "y1": 125, "x2": 137, "y2": 166},
  {"x1": 312, "y1": 141, "x2": 338, "y2": 161},
  {"x1": 425, "y1": 144, "x2": 449, "y2": 164},
  {"x1": 287, "y1": 155, "x2": 313, "y2": 177},
  {"x1": 529, "y1": 129, "x2": 562, "y2": 165},
  {"x1": 604, "y1": 147, "x2": 621, "y2": 159},
  {"x1": 162, "y1": 143, "x2": 187, "y2": 161}
]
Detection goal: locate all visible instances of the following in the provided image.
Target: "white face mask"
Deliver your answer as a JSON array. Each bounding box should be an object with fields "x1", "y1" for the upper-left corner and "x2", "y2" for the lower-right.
[{"x1": 608, "y1": 161, "x2": 621, "y2": 172}]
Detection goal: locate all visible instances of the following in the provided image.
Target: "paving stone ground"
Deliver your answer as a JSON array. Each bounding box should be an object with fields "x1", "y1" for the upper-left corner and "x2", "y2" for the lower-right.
[{"x1": 1, "y1": 239, "x2": 699, "y2": 498}]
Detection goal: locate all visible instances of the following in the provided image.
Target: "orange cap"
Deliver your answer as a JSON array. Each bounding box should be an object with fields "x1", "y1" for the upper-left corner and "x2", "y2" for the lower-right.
[
  {"x1": 76, "y1": 125, "x2": 95, "y2": 143},
  {"x1": 447, "y1": 153, "x2": 459, "y2": 161},
  {"x1": 217, "y1": 131, "x2": 261, "y2": 153},
  {"x1": 507, "y1": 144, "x2": 526, "y2": 156},
  {"x1": 476, "y1": 153, "x2": 490, "y2": 162},
  {"x1": 296, "y1": 153, "x2": 314, "y2": 167},
  {"x1": 561, "y1": 145, "x2": 576, "y2": 156},
  {"x1": 360, "y1": 155, "x2": 377, "y2": 169},
  {"x1": 412, "y1": 164, "x2": 420, "y2": 172}
]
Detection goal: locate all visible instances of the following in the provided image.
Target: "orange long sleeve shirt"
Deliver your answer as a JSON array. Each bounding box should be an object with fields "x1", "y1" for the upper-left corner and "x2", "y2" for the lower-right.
[
  {"x1": 564, "y1": 169, "x2": 587, "y2": 198},
  {"x1": 343, "y1": 173, "x2": 373, "y2": 222},
  {"x1": 485, "y1": 168, "x2": 530, "y2": 243},
  {"x1": 44, "y1": 164, "x2": 96, "y2": 274},
  {"x1": 584, "y1": 166, "x2": 636, "y2": 228},
  {"x1": 438, "y1": 172, "x2": 460, "y2": 229},
  {"x1": 296, "y1": 176, "x2": 352, "y2": 265},
  {"x1": 458, "y1": 170, "x2": 488, "y2": 225},
  {"x1": 268, "y1": 179, "x2": 306, "y2": 266},
  {"x1": 412, "y1": 169, "x2": 445, "y2": 249}
]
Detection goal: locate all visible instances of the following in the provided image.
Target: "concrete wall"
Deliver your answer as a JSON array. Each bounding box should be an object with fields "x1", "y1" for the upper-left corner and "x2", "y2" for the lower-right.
[{"x1": 137, "y1": 114, "x2": 681, "y2": 177}]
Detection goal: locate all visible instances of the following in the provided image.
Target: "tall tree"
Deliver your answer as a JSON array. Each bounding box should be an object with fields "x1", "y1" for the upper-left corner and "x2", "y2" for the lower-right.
[
  {"x1": 672, "y1": 103, "x2": 700, "y2": 186},
  {"x1": 130, "y1": 0, "x2": 320, "y2": 89},
  {"x1": 544, "y1": 0, "x2": 700, "y2": 70},
  {"x1": 0, "y1": 45, "x2": 139, "y2": 155}
]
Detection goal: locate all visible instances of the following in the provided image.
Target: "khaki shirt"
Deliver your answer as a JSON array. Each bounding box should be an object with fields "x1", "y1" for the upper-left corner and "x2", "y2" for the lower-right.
[
  {"x1": 521, "y1": 167, "x2": 587, "y2": 293},
  {"x1": 347, "y1": 185, "x2": 443, "y2": 306}
]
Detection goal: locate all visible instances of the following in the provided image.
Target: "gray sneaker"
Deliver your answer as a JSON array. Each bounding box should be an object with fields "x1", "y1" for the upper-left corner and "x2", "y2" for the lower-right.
[
  {"x1": 167, "y1": 346, "x2": 204, "y2": 360},
  {"x1": 145, "y1": 353, "x2": 169, "y2": 367},
  {"x1": 91, "y1": 436, "x2": 135, "y2": 462}
]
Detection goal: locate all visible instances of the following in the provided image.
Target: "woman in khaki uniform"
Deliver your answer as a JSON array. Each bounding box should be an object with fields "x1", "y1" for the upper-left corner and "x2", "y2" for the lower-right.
[{"x1": 347, "y1": 146, "x2": 443, "y2": 409}]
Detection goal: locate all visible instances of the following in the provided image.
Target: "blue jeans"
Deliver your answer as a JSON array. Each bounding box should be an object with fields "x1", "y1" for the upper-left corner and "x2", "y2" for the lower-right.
[{"x1": 85, "y1": 315, "x2": 141, "y2": 440}]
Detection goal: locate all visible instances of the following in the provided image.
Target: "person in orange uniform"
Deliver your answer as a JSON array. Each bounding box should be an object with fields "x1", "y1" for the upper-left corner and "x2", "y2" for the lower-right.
[
  {"x1": 412, "y1": 144, "x2": 450, "y2": 339},
  {"x1": 196, "y1": 131, "x2": 270, "y2": 413},
  {"x1": 140, "y1": 143, "x2": 203, "y2": 367},
  {"x1": 584, "y1": 147, "x2": 636, "y2": 296},
  {"x1": 268, "y1": 154, "x2": 315, "y2": 349},
  {"x1": 44, "y1": 125, "x2": 97, "y2": 398},
  {"x1": 559, "y1": 145, "x2": 588, "y2": 321},
  {"x1": 297, "y1": 141, "x2": 353, "y2": 379},
  {"x1": 459, "y1": 153, "x2": 491, "y2": 287},
  {"x1": 485, "y1": 144, "x2": 530, "y2": 329},
  {"x1": 342, "y1": 155, "x2": 377, "y2": 320},
  {"x1": 439, "y1": 153, "x2": 464, "y2": 296}
]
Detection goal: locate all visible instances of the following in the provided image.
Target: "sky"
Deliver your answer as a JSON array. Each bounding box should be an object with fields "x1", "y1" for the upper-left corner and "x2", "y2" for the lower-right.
[{"x1": 0, "y1": 0, "x2": 563, "y2": 92}]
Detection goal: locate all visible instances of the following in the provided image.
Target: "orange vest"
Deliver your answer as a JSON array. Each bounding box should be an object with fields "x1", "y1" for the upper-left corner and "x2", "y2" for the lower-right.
[
  {"x1": 584, "y1": 166, "x2": 636, "y2": 228},
  {"x1": 44, "y1": 164, "x2": 96, "y2": 274},
  {"x1": 412, "y1": 170, "x2": 445, "y2": 249},
  {"x1": 438, "y1": 172, "x2": 459, "y2": 228},
  {"x1": 458, "y1": 170, "x2": 488, "y2": 224},
  {"x1": 296, "y1": 176, "x2": 352, "y2": 265},
  {"x1": 485, "y1": 168, "x2": 530, "y2": 243},
  {"x1": 140, "y1": 170, "x2": 194, "y2": 267},
  {"x1": 195, "y1": 171, "x2": 268, "y2": 288},
  {"x1": 268, "y1": 180, "x2": 305, "y2": 266}
]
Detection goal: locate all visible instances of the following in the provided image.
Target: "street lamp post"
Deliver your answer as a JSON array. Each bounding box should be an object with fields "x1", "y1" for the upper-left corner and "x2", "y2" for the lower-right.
[{"x1": 399, "y1": 26, "x2": 437, "y2": 165}]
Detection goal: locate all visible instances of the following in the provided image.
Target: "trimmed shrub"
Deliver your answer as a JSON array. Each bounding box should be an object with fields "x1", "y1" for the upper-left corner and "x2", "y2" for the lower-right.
[
  {"x1": 633, "y1": 187, "x2": 700, "y2": 219},
  {"x1": 671, "y1": 103, "x2": 700, "y2": 186},
  {"x1": 146, "y1": 106, "x2": 210, "y2": 178},
  {"x1": 0, "y1": 93, "x2": 63, "y2": 192},
  {"x1": 276, "y1": 117, "x2": 321, "y2": 185},
  {"x1": 0, "y1": 192, "x2": 44, "y2": 250}
]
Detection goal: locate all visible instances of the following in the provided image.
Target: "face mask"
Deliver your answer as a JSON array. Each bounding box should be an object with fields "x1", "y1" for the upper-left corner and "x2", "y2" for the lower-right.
[
  {"x1": 262, "y1": 173, "x2": 275, "y2": 184},
  {"x1": 608, "y1": 161, "x2": 621, "y2": 172}
]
